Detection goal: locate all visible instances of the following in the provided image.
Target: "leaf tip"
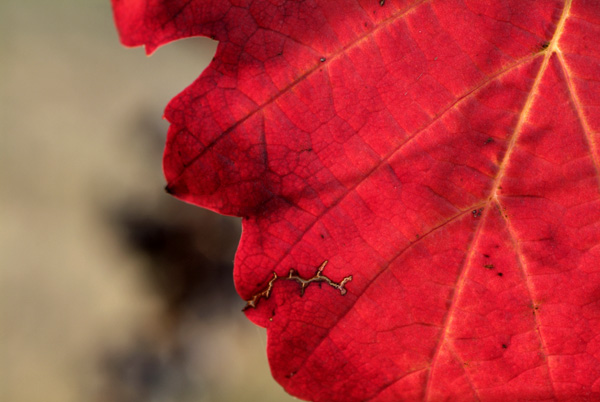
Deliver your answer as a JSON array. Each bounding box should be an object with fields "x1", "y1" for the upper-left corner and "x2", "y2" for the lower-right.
[{"x1": 164, "y1": 184, "x2": 176, "y2": 195}]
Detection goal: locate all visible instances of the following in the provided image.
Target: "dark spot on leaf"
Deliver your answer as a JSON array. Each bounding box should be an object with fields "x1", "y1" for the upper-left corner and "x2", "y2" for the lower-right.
[
  {"x1": 320, "y1": 57, "x2": 326, "y2": 62},
  {"x1": 540, "y1": 41, "x2": 550, "y2": 50},
  {"x1": 502, "y1": 344, "x2": 507, "y2": 349},
  {"x1": 380, "y1": 0, "x2": 385, "y2": 5},
  {"x1": 484, "y1": 264, "x2": 494, "y2": 269},
  {"x1": 471, "y1": 208, "x2": 483, "y2": 218},
  {"x1": 497, "y1": 272, "x2": 503, "y2": 277},
  {"x1": 320, "y1": 234, "x2": 325, "y2": 239},
  {"x1": 285, "y1": 371, "x2": 297, "y2": 379},
  {"x1": 483, "y1": 254, "x2": 490, "y2": 258},
  {"x1": 484, "y1": 137, "x2": 493, "y2": 144}
]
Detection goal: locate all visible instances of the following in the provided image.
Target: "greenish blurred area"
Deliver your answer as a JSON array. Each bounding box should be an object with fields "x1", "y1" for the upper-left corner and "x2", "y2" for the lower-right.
[{"x1": 0, "y1": 1, "x2": 297, "y2": 401}]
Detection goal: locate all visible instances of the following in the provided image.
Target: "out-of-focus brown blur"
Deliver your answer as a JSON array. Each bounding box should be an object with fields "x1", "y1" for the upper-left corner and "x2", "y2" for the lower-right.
[{"x1": 0, "y1": 1, "x2": 296, "y2": 401}]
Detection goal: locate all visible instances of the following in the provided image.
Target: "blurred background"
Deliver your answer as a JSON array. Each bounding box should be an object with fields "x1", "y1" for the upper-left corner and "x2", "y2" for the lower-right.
[{"x1": 0, "y1": 1, "x2": 296, "y2": 401}]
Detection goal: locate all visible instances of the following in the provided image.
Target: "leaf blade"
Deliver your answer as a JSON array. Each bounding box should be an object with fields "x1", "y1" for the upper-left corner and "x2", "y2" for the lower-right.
[{"x1": 112, "y1": 0, "x2": 600, "y2": 400}]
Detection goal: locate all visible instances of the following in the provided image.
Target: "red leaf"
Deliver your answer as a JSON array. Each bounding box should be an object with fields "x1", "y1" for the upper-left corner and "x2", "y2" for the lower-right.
[{"x1": 112, "y1": 1, "x2": 600, "y2": 400}]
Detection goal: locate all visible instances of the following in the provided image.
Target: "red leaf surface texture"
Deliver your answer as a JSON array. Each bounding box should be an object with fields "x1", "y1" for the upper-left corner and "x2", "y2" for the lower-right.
[{"x1": 112, "y1": 1, "x2": 600, "y2": 400}]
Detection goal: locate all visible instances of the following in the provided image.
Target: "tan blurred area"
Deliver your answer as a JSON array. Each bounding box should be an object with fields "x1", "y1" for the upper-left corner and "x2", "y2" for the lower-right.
[{"x1": 0, "y1": 1, "x2": 296, "y2": 401}]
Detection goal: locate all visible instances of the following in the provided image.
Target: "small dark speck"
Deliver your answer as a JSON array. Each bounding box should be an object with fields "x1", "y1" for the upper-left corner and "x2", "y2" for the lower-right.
[
  {"x1": 497, "y1": 272, "x2": 503, "y2": 277},
  {"x1": 484, "y1": 264, "x2": 494, "y2": 269},
  {"x1": 320, "y1": 234, "x2": 325, "y2": 239},
  {"x1": 483, "y1": 254, "x2": 490, "y2": 258},
  {"x1": 320, "y1": 57, "x2": 326, "y2": 62},
  {"x1": 540, "y1": 41, "x2": 550, "y2": 50},
  {"x1": 380, "y1": 0, "x2": 385, "y2": 5},
  {"x1": 484, "y1": 137, "x2": 494, "y2": 144},
  {"x1": 502, "y1": 344, "x2": 507, "y2": 349}
]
